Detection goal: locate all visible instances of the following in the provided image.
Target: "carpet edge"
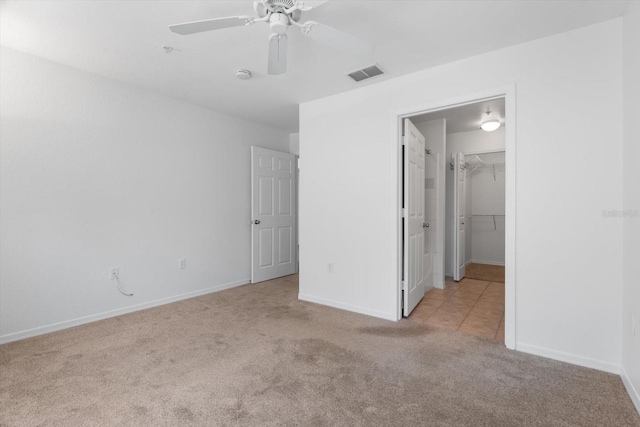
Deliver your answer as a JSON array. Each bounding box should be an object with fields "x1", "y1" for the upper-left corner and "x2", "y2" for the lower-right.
[
  {"x1": 298, "y1": 293, "x2": 396, "y2": 321},
  {"x1": 0, "y1": 278, "x2": 250, "y2": 345},
  {"x1": 621, "y1": 366, "x2": 640, "y2": 415},
  {"x1": 516, "y1": 341, "x2": 620, "y2": 374}
]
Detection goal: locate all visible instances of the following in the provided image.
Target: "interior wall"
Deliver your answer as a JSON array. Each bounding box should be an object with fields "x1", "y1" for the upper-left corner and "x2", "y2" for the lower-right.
[
  {"x1": 468, "y1": 152, "x2": 506, "y2": 266},
  {"x1": 0, "y1": 47, "x2": 290, "y2": 343},
  {"x1": 413, "y1": 119, "x2": 446, "y2": 289},
  {"x1": 299, "y1": 19, "x2": 623, "y2": 372},
  {"x1": 447, "y1": 128, "x2": 506, "y2": 155},
  {"x1": 622, "y1": 0, "x2": 640, "y2": 412},
  {"x1": 289, "y1": 133, "x2": 300, "y2": 156}
]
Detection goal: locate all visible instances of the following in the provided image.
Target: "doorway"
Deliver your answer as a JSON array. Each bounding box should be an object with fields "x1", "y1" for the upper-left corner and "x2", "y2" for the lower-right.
[
  {"x1": 452, "y1": 150, "x2": 506, "y2": 282},
  {"x1": 397, "y1": 88, "x2": 515, "y2": 348},
  {"x1": 448, "y1": 150, "x2": 506, "y2": 281}
]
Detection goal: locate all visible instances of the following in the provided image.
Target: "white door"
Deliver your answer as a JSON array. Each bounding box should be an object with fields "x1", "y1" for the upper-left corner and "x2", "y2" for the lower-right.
[
  {"x1": 403, "y1": 119, "x2": 426, "y2": 316},
  {"x1": 251, "y1": 147, "x2": 296, "y2": 283},
  {"x1": 453, "y1": 152, "x2": 466, "y2": 281}
]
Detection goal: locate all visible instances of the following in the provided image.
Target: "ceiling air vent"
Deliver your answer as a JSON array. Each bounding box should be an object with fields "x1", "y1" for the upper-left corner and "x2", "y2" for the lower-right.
[{"x1": 347, "y1": 64, "x2": 384, "y2": 82}]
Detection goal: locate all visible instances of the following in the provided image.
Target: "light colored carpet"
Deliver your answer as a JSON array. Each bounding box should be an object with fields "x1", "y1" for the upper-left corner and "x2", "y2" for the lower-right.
[
  {"x1": 1, "y1": 274, "x2": 638, "y2": 426},
  {"x1": 465, "y1": 263, "x2": 505, "y2": 283}
]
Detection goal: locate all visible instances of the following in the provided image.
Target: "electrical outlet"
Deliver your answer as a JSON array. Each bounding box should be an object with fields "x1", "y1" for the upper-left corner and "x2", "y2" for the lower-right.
[
  {"x1": 110, "y1": 268, "x2": 119, "y2": 280},
  {"x1": 179, "y1": 258, "x2": 186, "y2": 270},
  {"x1": 327, "y1": 263, "x2": 333, "y2": 273}
]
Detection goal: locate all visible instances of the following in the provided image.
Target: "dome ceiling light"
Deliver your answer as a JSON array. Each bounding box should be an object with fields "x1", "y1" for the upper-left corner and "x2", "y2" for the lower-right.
[{"x1": 481, "y1": 109, "x2": 501, "y2": 132}]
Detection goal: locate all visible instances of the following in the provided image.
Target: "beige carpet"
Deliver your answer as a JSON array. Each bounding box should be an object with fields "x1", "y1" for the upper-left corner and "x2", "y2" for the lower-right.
[
  {"x1": 1, "y1": 275, "x2": 638, "y2": 426},
  {"x1": 465, "y1": 263, "x2": 505, "y2": 282}
]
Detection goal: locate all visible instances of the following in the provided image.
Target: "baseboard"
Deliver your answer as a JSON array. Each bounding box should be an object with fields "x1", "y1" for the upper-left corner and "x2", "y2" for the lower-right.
[
  {"x1": 471, "y1": 259, "x2": 505, "y2": 267},
  {"x1": 621, "y1": 366, "x2": 640, "y2": 414},
  {"x1": 0, "y1": 278, "x2": 250, "y2": 345},
  {"x1": 516, "y1": 342, "x2": 620, "y2": 374},
  {"x1": 465, "y1": 260, "x2": 473, "y2": 267},
  {"x1": 298, "y1": 293, "x2": 396, "y2": 321}
]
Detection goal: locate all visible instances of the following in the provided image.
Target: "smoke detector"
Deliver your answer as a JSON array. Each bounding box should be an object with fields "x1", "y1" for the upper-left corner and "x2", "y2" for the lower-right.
[{"x1": 235, "y1": 69, "x2": 252, "y2": 80}]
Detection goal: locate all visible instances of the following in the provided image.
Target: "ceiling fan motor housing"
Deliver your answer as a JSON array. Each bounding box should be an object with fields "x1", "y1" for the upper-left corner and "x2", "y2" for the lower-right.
[
  {"x1": 270, "y1": 13, "x2": 289, "y2": 34},
  {"x1": 255, "y1": 0, "x2": 296, "y2": 14},
  {"x1": 255, "y1": 0, "x2": 302, "y2": 22}
]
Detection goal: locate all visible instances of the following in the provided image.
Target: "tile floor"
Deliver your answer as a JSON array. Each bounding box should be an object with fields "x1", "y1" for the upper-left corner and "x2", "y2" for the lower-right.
[
  {"x1": 409, "y1": 277, "x2": 505, "y2": 342},
  {"x1": 464, "y1": 263, "x2": 505, "y2": 283}
]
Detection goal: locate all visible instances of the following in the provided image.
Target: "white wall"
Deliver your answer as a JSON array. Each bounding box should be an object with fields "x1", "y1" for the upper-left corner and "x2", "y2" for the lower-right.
[
  {"x1": 0, "y1": 47, "x2": 290, "y2": 343},
  {"x1": 622, "y1": 1, "x2": 640, "y2": 412},
  {"x1": 300, "y1": 20, "x2": 623, "y2": 372},
  {"x1": 414, "y1": 119, "x2": 446, "y2": 288},
  {"x1": 289, "y1": 132, "x2": 300, "y2": 156},
  {"x1": 468, "y1": 152, "x2": 505, "y2": 266},
  {"x1": 448, "y1": 127, "x2": 506, "y2": 155}
]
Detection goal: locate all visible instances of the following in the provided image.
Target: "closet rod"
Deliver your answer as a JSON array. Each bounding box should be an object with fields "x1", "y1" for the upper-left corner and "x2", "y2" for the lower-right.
[{"x1": 470, "y1": 214, "x2": 505, "y2": 230}]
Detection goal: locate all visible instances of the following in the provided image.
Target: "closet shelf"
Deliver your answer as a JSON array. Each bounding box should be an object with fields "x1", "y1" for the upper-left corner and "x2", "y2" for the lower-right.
[{"x1": 470, "y1": 214, "x2": 505, "y2": 230}]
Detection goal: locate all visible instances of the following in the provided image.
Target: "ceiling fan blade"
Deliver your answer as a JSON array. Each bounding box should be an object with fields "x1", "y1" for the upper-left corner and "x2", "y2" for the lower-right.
[
  {"x1": 303, "y1": 22, "x2": 374, "y2": 57},
  {"x1": 169, "y1": 16, "x2": 251, "y2": 35},
  {"x1": 268, "y1": 34, "x2": 288, "y2": 75}
]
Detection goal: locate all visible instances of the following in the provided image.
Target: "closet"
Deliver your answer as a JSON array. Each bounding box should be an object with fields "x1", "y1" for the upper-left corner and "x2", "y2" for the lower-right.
[{"x1": 465, "y1": 151, "x2": 505, "y2": 268}]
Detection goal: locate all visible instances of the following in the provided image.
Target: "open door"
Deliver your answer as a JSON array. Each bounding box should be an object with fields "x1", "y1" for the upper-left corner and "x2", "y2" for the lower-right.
[
  {"x1": 452, "y1": 152, "x2": 466, "y2": 281},
  {"x1": 251, "y1": 147, "x2": 296, "y2": 283},
  {"x1": 402, "y1": 119, "x2": 426, "y2": 316}
]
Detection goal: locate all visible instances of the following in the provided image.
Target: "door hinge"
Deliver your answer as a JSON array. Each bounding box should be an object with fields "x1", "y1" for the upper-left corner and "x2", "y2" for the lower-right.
[
  {"x1": 402, "y1": 280, "x2": 408, "y2": 291},
  {"x1": 402, "y1": 208, "x2": 407, "y2": 218}
]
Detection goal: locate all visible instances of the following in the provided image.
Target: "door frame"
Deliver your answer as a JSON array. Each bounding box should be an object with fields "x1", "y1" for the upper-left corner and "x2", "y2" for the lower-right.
[
  {"x1": 452, "y1": 151, "x2": 467, "y2": 282},
  {"x1": 395, "y1": 85, "x2": 516, "y2": 350}
]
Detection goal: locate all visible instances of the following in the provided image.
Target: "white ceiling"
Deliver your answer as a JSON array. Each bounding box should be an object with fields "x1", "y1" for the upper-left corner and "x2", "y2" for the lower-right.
[
  {"x1": 412, "y1": 98, "x2": 506, "y2": 134},
  {"x1": 0, "y1": 0, "x2": 629, "y2": 132}
]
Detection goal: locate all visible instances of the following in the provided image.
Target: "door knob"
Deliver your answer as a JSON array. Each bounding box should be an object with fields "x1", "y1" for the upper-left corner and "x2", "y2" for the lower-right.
[
  {"x1": 254, "y1": 220, "x2": 260, "y2": 225},
  {"x1": 423, "y1": 223, "x2": 429, "y2": 228}
]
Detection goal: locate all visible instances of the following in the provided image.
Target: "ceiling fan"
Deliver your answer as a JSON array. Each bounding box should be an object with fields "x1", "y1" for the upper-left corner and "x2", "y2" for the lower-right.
[{"x1": 169, "y1": 0, "x2": 375, "y2": 75}]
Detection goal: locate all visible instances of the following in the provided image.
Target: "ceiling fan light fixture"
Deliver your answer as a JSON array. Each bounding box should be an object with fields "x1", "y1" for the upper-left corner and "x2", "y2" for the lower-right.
[{"x1": 481, "y1": 118, "x2": 501, "y2": 132}]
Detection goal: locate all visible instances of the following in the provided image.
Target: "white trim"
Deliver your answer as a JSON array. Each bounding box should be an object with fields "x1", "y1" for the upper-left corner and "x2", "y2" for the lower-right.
[
  {"x1": 470, "y1": 259, "x2": 505, "y2": 267},
  {"x1": 516, "y1": 342, "x2": 620, "y2": 374},
  {"x1": 394, "y1": 84, "x2": 516, "y2": 351},
  {"x1": 0, "y1": 279, "x2": 250, "y2": 345},
  {"x1": 299, "y1": 293, "x2": 396, "y2": 321},
  {"x1": 621, "y1": 367, "x2": 640, "y2": 415},
  {"x1": 503, "y1": 87, "x2": 516, "y2": 351},
  {"x1": 462, "y1": 148, "x2": 506, "y2": 156}
]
